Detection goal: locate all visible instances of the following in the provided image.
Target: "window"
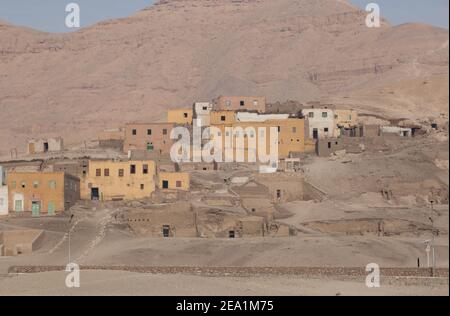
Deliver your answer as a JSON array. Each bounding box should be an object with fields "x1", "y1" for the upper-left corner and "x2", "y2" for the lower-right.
[
  {"x1": 221, "y1": 115, "x2": 226, "y2": 121},
  {"x1": 96, "y1": 169, "x2": 101, "y2": 177},
  {"x1": 308, "y1": 112, "x2": 314, "y2": 118},
  {"x1": 176, "y1": 181, "x2": 182, "y2": 188},
  {"x1": 183, "y1": 113, "x2": 188, "y2": 118},
  {"x1": 140, "y1": 184, "x2": 145, "y2": 190},
  {"x1": 324, "y1": 128, "x2": 329, "y2": 132},
  {"x1": 33, "y1": 180, "x2": 39, "y2": 188},
  {"x1": 162, "y1": 129, "x2": 167, "y2": 135},
  {"x1": 203, "y1": 106, "x2": 207, "y2": 110},
  {"x1": 328, "y1": 142, "x2": 331, "y2": 149},
  {"x1": 21, "y1": 181, "x2": 26, "y2": 188},
  {"x1": 147, "y1": 129, "x2": 152, "y2": 135},
  {"x1": 322, "y1": 112, "x2": 328, "y2": 118},
  {"x1": 130, "y1": 165, "x2": 136, "y2": 174},
  {"x1": 104, "y1": 169, "x2": 110, "y2": 177},
  {"x1": 143, "y1": 164, "x2": 149, "y2": 174},
  {"x1": 132, "y1": 129, "x2": 137, "y2": 135},
  {"x1": 292, "y1": 127, "x2": 297, "y2": 133},
  {"x1": 49, "y1": 180, "x2": 56, "y2": 189},
  {"x1": 240, "y1": 100, "x2": 245, "y2": 106},
  {"x1": 118, "y1": 169, "x2": 124, "y2": 177}
]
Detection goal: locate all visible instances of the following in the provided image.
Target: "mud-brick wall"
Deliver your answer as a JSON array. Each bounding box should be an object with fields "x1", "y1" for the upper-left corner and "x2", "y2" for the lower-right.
[{"x1": 127, "y1": 210, "x2": 197, "y2": 237}]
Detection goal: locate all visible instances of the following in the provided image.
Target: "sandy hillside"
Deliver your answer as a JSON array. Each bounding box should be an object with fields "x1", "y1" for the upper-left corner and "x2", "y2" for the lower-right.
[{"x1": 0, "y1": 0, "x2": 448, "y2": 153}]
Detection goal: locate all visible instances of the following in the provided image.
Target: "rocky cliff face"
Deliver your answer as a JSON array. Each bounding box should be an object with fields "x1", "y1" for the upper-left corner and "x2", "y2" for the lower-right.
[{"x1": 0, "y1": 0, "x2": 448, "y2": 153}]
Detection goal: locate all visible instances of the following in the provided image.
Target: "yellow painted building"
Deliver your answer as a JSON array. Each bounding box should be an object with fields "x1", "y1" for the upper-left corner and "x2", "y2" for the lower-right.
[
  {"x1": 158, "y1": 172, "x2": 190, "y2": 191},
  {"x1": 334, "y1": 109, "x2": 359, "y2": 128},
  {"x1": 210, "y1": 111, "x2": 236, "y2": 125},
  {"x1": 167, "y1": 108, "x2": 193, "y2": 125},
  {"x1": 82, "y1": 160, "x2": 156, "y2": 201},
  {"x1": 210, "y1": 118, "x2": 306, "y2": 160}
]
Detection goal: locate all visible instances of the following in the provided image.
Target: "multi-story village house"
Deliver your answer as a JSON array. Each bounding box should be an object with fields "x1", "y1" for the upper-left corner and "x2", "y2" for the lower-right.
[{"x1": 6, "y1": 172, "x2": 80, "y2": 216}]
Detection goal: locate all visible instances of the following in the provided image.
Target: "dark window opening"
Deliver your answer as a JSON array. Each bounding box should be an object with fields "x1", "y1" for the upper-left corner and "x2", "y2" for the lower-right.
[
  {"x1": 143, "y1": 164, "x2": 149, "y2": 174},
  {"x1": 96, "y1": 169, "x2": 101, "y2": 177},
  {"x1": 132, "y1": 129, "x2": 137, "y2": 135},
  {"x1": 221, "y1": 116, "x2": 226, "y2": 121},
  {"x1": 44, "y1": 142, "x2": 49, "y2": 152},
  {"x1": 183, "y1": 113, "x2": 188, "y2": 118},
  {"x1": 162, "y1": 129, "x2": 168, "y2": 135},
  {"x1": 240, "y1": 100, "x2": 245, "y2": 106},
  {"x1": 162, "y1": 180, "x2": 169, "y2": 189},
  {"x1": 130, "y1": 165, "x2": 136, "y2": 174},
  {"x1": 229, "y1": 230, "x2": 235, "y2": 238},
  {"x1": 104, "y1": 168, "x2": 110, "y2": 177},
  {"x1": 328, "y1": 142, "x2": 331, "y2": 149},
  {"x1": 163, "y1": 225, "x2": 170, "y2": 238},
  {"x1": 140, "y1": 184, "x2": 145, "y2": 190},
  {"x1": 147, "y1": 129, "x2": 152, "y2": 135}
]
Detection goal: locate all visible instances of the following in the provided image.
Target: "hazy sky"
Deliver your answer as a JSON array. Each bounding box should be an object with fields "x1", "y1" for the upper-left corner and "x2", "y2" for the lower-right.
[{"x1": 0, "y1": 0, "x2": 448, "y2": 33}]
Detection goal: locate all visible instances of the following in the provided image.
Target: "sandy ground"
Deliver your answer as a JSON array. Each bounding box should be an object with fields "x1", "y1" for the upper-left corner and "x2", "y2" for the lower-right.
[{"x1": 0, "y1": 270, "x2": 447, "y2": 296}]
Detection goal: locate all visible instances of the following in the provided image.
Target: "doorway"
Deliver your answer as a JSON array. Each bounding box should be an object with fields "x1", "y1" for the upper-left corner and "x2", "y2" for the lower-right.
[
  {"x1": 313, "y1": 128, "x2": 319, "y2": 140},
  {"x1": 31, "y1": 201, "x2": 41, "y2": 217},
  {"x1": 14, "y1": 200, "x2": 23, "y2": 213},
  {"x1": 91, "y1": 188, "x2": 99, "y2": 200}
]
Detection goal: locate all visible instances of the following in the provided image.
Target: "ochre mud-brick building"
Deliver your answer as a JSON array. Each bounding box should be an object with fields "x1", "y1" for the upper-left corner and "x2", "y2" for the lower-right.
[
  {"x1": 81, "y1": 160, "x2": 156, "y2": 201},
  {"x1": 7, "y1": 172, "x2": 80, "y2": 216}
]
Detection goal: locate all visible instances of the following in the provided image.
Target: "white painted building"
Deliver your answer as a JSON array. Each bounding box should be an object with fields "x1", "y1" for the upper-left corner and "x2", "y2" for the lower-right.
[
  {"x1": 380, "y1": 126, "x2": 412, "y2": 137},
  {"x1": 303, "y1": 108, "x2": 336, "y2": 139},
  {"x1": 193, "y1": 102, "x2": 213, "y2": 127},
  {"x1": 0, "y1": 166, "x2": 8, "y2": 216},
  {"x1": 235, "y1": 112, "x2": 289, "y2": 122}
]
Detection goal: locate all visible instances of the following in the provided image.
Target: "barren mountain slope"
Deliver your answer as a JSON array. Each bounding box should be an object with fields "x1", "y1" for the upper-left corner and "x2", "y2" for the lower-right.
[{"x1": 0, "y1": 0, "x2": 448, "y2": 153}]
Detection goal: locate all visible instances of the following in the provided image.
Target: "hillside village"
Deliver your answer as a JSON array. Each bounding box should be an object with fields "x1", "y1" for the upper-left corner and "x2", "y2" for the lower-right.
[{"x1": 0, "y1": 95, "x2": 448, "y2": 260}]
